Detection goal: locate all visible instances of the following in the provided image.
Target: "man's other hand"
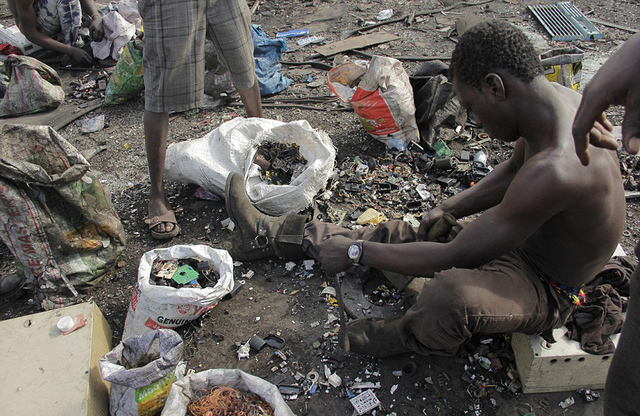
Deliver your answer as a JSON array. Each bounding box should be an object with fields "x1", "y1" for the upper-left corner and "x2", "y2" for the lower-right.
[{"x1": 572, "y1": 33, "x2": 640, "y2": 165}]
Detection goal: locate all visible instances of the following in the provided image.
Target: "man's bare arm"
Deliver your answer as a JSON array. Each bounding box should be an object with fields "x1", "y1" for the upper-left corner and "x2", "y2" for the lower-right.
[
  {"x1": 319, "y1": 156, "x2": 567, "y2": 276},
  {"x1": 15, "y1": 0, "x2": 93, "y2": 64},
  {"x1": 418, "y1": 138, "x2": 524, "y2": 238}
]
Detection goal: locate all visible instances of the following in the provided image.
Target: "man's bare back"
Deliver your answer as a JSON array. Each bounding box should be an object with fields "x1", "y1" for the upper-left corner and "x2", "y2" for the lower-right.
[{"x1": 518, "y1": 85, "x2": 625, "y2": 287}]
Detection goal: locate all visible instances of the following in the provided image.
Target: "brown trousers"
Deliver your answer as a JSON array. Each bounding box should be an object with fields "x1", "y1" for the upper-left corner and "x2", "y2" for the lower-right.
[{"x1": 302, "y1": 219, "x2": 575, "y2": 356}]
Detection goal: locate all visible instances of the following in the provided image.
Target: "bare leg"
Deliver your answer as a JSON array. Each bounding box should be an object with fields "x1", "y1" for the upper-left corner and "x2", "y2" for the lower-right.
[
  {"x1": 143, "y1": 110, "x2": 175, "y2": 234},
  {"x1": 236, "y1": 80, "x2": 263, "y2": 118}
]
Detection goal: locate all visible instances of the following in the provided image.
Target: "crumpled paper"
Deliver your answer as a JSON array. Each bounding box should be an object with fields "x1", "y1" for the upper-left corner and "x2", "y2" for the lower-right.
[{"x1": 91, "y1": 11, "x2": 136, "y2": 61}]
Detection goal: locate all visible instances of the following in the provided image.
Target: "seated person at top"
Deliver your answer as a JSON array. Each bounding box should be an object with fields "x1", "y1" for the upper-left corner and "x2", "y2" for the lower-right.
[{"x1": 6, "y1": 0, "x2": 104, "y2": 65}]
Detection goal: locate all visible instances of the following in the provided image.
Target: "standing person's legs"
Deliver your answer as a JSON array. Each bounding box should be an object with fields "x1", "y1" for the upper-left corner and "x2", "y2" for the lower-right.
[
  {"x1": 139, "y1": 0, "x2": 208, "y2": 238},
  {"x1": 143, "y1": 111, "x2": 178, "y2": 237},
  {"x1": 604, "y1": 263, "x2": 640, "y2": 415},
  {"x1": 207, "y1": 0, "x2": 262, "y2": 117}
]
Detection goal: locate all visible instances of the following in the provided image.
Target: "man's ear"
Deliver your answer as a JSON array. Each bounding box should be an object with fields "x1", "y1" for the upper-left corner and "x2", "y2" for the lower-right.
[{"x1": 482, "y1": 73, "x2": 506, "y2": 101}]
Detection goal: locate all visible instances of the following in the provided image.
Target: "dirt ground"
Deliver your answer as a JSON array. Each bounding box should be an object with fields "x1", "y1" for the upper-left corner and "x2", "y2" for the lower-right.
[{"x1": 1, "y1": 0, "x2": 639, "y2": 415}]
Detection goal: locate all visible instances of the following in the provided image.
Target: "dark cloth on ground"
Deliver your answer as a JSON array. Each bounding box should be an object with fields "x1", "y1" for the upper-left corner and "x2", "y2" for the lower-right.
[
  {"x1": 564, "y1": 256, "x2": 636, "y2": 354},
  {"x1": 566, "y1": 284, "x2": 624, "y2": 354}
]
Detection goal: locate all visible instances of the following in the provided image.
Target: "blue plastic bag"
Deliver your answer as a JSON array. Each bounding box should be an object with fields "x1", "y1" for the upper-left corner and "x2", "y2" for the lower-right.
[{"x1": 251, "y1": 24, "x2": 292, "y2": 96}]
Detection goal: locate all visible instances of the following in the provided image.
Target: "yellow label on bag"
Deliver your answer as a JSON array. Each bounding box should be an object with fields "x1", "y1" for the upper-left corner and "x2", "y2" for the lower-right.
[{"x1": 135, "y1": 370, "x2": 175, "y2": 416}]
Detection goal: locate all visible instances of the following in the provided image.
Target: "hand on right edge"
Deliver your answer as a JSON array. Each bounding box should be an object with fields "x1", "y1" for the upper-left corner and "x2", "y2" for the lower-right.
[{"x1": 572, "y1": 33, "x2": 640, "y2": 165}]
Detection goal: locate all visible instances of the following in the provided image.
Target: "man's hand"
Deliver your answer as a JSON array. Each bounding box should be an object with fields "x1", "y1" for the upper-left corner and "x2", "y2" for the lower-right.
[
  {"x1": 572, "y1": 33, "x2": 640, "y2": 165},
  {"x1": 68, "y1": 47, "x2": 94, "y2": 65},
  {"x1": 418, "y1": 207, "x2": 445, "y2": 240},
  {"x1": 316, "y1": 235, "x2": 355, "y2": 276},
  {"x1": 89, "y1": 15, "x2": 104, "y2": 41}
]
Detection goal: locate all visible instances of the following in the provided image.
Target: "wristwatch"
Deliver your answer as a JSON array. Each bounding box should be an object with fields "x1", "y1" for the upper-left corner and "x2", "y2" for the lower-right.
[{"x1": 347, "y1": 240, "x2": 364, "y2": 266}]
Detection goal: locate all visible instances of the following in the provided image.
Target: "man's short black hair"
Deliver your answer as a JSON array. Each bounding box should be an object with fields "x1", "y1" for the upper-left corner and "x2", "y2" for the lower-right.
[{"x1": 449, "y1": 20, "x2": 543, "y2": 88}]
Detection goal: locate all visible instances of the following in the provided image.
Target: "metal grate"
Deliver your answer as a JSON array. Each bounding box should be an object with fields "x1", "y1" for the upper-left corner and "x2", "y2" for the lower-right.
[{"x1": 528, "y1": 2, "x2": 603, "y2": 41}]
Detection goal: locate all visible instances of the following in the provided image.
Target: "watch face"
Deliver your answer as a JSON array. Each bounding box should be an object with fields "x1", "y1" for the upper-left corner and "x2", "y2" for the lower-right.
[{"x1": 348, "y1": 243, "x2": 361, "y2": 259}]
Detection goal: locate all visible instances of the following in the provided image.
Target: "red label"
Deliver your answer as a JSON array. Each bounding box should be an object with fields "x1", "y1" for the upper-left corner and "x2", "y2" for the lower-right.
[{"x1": 351, "y1": 88, "x2": 400, "y2": 136}]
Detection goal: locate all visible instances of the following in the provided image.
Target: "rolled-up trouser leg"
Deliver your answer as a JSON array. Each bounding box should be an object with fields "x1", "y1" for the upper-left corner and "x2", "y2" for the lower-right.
[
  {"x1": 399, "y1": 251, "x2": 571, "y2": 356},
  {"x1": 604, "y1": 265, "x2": 640, "y2": 415},
  {"x1": 303, "y1": 219, "x2": 420, "y2": 288}
]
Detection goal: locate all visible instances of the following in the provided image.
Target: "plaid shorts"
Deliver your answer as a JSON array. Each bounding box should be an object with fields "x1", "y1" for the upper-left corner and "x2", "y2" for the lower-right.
[{"x1": 139, "y1": 0, "x2": 255, "y2": 113}]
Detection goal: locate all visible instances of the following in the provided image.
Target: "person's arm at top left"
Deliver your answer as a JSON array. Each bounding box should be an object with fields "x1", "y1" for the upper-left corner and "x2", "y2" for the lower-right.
[
  {"x1": 14, "y1": 0, "x2": 93, "y2": 64},
  {"x1": 318, "y1": 150, "x2": 569, "y2": 277}
]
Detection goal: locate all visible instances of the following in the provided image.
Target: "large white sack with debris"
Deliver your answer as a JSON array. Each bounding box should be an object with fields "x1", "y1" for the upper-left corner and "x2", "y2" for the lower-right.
[
  {"x1": 164, "y1": 117, "x2": 335, "y2": 216},
  {"x1": 161, "y1": 368, "x2": 296, "y2": 416},
  {"x1": 122, "y1": 245, "x2": 234, "y2": 340}
]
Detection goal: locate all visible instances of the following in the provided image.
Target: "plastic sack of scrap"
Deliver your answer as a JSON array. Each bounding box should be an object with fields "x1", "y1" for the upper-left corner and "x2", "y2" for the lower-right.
[
  {"x1": 327, "y1": 55, "x2": 419, "y2": 151},
  {"x1": 122, "y1": 245, "x2": 234, "y2": 340},
  {"x1": 99, "y1": 329, "x2": 187, "y2": 416},
  {"x1": 162, "y1": 368, "x2": 296, "y2": 416},
  {"x1": 0, "y1": 54, "x2": 65, "y2": 117},
  {"x1": 164, "y1": 117, "x2": 335, "y2": 216},
  {"x1": 0, "y1": 124, "x2": 126, "y2": 310},
  {"x1": 104, "y1": 38, "x2": 144, "y2": 105},
  {"x1": 251, "y1": 24, "x2": 292, "y2": 96}
]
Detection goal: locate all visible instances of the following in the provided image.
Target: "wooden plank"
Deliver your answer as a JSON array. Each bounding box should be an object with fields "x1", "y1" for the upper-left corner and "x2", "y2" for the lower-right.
[
  {"x1": 0, "y1": 99, "x2": 103, "y2": 131},
  {"x1": 314, "y1": 33, "x2": 400, "y2": 57}
]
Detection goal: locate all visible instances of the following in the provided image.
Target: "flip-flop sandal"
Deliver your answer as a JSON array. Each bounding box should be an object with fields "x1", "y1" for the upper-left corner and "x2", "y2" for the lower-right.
[{"x1": 144, "y1": 209, "x2": 181, "y2": 240}]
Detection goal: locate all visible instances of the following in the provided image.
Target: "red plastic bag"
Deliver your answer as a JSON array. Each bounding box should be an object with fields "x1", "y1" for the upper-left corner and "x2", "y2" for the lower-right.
[{"x1": 328, "y1": 55, "x2": 418, "y2": 150}]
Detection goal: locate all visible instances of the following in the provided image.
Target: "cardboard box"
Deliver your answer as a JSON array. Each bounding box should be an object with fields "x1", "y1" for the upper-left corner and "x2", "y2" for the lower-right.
[
  {"x1": 0, "y1": 302, "x2": 112, "y2": 416},
  {"x1": 512, "y1": 326, "x2": 620, "y2": 393},
  {"x1": 0, "y1": 24, "x2": 42, "y2": 55}
]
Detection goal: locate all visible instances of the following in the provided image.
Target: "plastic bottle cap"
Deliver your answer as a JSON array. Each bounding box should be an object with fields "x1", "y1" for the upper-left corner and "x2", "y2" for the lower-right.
[{"x1": 57, "y1": 316, "x2": 74, "y2": 332}]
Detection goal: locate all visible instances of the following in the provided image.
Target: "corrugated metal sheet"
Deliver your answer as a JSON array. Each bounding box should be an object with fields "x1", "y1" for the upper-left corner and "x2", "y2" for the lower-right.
[{"x1": 528, "y1": 2, "x2": 603, "y2": 41}]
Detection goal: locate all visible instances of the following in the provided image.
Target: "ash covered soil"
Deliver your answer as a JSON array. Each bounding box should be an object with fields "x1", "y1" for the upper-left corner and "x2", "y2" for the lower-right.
[{"x1": 1, "y1": 1, "x2": 640, "y2": 415}]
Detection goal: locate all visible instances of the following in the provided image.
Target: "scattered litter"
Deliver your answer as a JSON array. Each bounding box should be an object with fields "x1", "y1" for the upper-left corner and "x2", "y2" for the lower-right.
[
  {"x1": 356, "y1": 208, "x2": 388, "y2": 225},
  {"x1": 328, "y1": 373, "x2": 342, "y2": 388},
  {"x1": 276, "y1": 29, "x2": 309, "y2": 38},
  {"x1": 194, "y1": 187, "x2": 222, "y2": 201},
  {"x1": 390, "y1": 384, "x2": 398, "y2": 394},
  {"x1": 350, "y1": 390, "x2": 381, "y2": 415},
  {"x1": 237, "y1": 341, "x2": 251, "y2": 359},
  {"x1": 304, "y1": 259, "x2": 315, "y2": 270},
  {"x1": 221, "y1": 217, "x2": 235, "y2": 231},
  {"x1": 321, "y1": 286, "x2": 337, "y2": 297},
  {"x1": 80, "y1": 114, "x2": 105, "y2": 133},
  {"x1": 296, "y1": 35, "x2": 325, "y2": 47},
  {"x1": 578, "y1": 388, "x2": 600, "y2": 402},
  {"x1": 377, "y1": 8, "x2": 394, "y2": 20},
  {"x1": 559, "y1": 396, "x2": 575, "y2": 409},
  {"x1": 285, "y1": 261, "x2": 297, "y2": 271}
]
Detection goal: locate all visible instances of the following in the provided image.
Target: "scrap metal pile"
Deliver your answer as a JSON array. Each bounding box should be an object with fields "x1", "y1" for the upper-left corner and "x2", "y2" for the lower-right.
[
  {"x1": 254, "y1": 142, "x2": 308, "y2": 185},
  {"x1": 314, "y1": 131, "x2": 506, "y2": 228},
  {"x1": 150, "y1": 257, "x2": 220, "y2": 289}
]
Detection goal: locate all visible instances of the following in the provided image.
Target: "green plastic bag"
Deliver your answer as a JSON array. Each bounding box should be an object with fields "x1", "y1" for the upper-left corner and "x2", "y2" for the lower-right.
[{"x1": 104, "y1": 39, "x2": 144, "y2": 105}]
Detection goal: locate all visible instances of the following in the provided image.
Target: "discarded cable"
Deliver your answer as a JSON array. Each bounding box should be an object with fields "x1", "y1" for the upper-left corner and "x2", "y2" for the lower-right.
[{"x1": 188, "y1": 386, "x2": 274, "y2": 416}]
